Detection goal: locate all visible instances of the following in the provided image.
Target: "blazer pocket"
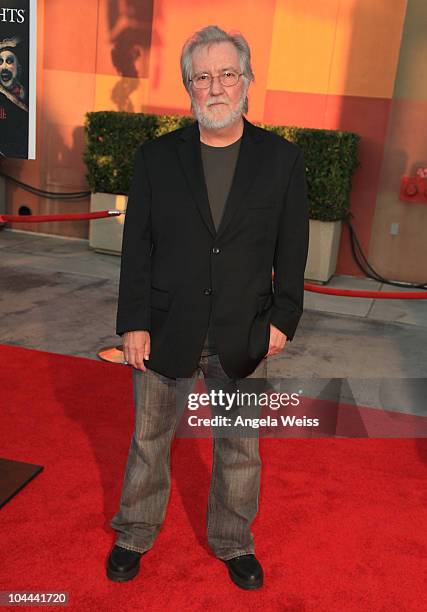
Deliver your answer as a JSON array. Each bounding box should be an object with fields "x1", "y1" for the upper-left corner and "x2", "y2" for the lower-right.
[
  {"x1": 257, "y1": 292, "x2": 274, "y2": 314},
  {"x1": 151, "y1": 286, "x2": 170, "y2": 311}
]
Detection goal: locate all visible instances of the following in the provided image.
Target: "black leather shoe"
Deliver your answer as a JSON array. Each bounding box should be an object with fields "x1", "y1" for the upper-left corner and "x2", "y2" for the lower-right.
[
  {"x1": 106, "y1": 545, "x2": 143, "y2": 582},
  {"x1": 224, "y1": 554, "x2": 263, "y2": 589}
]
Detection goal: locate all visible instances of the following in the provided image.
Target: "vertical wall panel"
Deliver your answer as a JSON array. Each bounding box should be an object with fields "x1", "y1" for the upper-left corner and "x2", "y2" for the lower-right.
[
  {"x1": 43, "y1": 0, "x2": 99, "y2": 73},
  {"x1": 369, "y1": 0, "x2": 427, "y2": 283},
  {"x1": 267, "y1": 0, "x2": 340, "y2": 94}
]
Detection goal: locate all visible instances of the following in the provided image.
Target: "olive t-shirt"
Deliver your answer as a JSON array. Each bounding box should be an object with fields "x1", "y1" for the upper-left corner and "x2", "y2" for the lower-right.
[{"x1": 200, "y1": 136, "x2": 242, "y2": 353}]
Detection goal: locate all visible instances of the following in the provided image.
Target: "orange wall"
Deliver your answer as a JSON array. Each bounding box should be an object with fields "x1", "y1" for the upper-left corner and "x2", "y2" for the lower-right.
[
  {"x1": 368, "y1": 0, "x2": 427, "y2": 283},
  {"x1": 5, "y1": 0, "x2": 425, "y2": 282}
]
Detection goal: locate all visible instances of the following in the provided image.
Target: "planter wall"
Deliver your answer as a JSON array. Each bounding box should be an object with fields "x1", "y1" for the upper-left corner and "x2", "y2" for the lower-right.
[
  {"x1": 305, "y1": 219, "x2": 342, "y2": 283},
  {"x1": 89, "y1": 192, "x2": 126, "y2": 255}
]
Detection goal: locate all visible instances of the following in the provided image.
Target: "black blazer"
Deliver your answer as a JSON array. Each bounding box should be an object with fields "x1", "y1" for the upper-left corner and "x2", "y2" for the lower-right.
[{"x1": 116, "y1": 115, "x2": 309, "y2": 379}]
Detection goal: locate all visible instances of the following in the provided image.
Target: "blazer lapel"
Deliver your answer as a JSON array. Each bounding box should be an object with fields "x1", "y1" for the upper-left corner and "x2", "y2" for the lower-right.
[
  {"x1": 176, "y1": 116, "x2": 264, "y2": 239},
  {"x1": 216, "y1": 116, "x2": 262, "y2": 239},
  {"x1": 176, "y1": 120, "x2": 216, "y2": 237}
]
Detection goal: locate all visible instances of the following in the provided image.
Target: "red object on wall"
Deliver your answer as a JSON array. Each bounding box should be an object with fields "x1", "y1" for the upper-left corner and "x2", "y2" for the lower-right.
[{"x1": 399, "y1": 176, "x2": 427, "y2": 203}]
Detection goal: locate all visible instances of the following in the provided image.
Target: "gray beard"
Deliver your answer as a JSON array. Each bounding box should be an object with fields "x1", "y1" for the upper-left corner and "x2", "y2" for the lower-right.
[{"x1": 190, "y1": 91, "x2": 247, "y2": 129}]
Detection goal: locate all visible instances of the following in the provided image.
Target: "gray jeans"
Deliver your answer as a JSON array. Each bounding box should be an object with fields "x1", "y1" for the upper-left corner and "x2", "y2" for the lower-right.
[{"x1": 109, "y1": 335, "x2": 267, "y2": 561}]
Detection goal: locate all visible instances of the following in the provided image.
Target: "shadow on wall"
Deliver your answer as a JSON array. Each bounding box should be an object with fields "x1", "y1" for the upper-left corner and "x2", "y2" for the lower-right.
[
  {"x1": 4, "y1": 123, "x2": 91, "y2": 237},
  {"x1": 107, "y1": 0, "x2": 156, "y2": 112}
]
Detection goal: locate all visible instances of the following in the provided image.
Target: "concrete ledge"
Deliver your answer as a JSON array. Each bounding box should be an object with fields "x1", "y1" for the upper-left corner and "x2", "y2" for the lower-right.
[
  {"x1": 305, "y1": 219, "x2": 342, "y2": 283},
  {"x1": 89, "y1": 192, "x2": 127, "y2": 255}
]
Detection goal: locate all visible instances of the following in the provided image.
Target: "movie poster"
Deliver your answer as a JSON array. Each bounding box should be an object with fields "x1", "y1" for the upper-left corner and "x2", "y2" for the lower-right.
[{"x1": 0, "y1": 0, "x2": 36, "y2": 159}]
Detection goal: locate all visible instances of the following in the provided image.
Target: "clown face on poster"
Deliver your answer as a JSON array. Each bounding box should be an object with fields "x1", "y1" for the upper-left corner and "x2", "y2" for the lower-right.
[{"x1": 0, "y1": 0, "x2": 36, "y2": 159}]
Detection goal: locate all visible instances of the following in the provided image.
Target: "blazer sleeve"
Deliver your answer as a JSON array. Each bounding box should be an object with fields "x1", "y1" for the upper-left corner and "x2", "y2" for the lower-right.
[
  {"x1": 116, "y1": 144, "x2": 152, "y2": 336},
  {"x1": 270, "y1": 149, "x2": 310, "y2": 341}
]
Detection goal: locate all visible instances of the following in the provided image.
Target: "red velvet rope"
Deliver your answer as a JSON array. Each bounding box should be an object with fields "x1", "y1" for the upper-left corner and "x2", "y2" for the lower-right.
[
  {"x1": 303, "y1": 283, "x2": 427, "y2": 299},
  {"x1": 0, "y1": 210, "x2": 121, "y2": 223}
]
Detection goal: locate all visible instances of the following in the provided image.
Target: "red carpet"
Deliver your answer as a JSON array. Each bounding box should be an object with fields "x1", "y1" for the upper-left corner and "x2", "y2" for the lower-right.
[{"x1": 1, "y1": 344, "x2": 426, "y2": 611}]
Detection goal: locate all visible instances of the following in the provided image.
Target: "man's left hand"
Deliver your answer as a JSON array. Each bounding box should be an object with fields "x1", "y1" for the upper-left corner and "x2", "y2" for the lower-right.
[{"x1": 264, "y1": 324, "x2": 287, "y2": 358}]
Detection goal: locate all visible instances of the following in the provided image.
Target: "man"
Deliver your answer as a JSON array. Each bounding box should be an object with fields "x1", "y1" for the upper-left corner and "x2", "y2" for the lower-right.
[
  {"x1": 0, "y1": 42, "x2": 26, "y2": 104},
  {"x1": 0, "y1": 38, "x2": 29, "y2": 158},
  {"x1": 107, "y1": 25, "x2": 309, "y2": 590}
]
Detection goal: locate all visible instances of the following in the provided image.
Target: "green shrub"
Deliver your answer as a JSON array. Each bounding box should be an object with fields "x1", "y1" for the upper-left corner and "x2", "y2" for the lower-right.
[
  {"x1": 83, "y1": 111, "x2": 194, "y2": 196},
  {"x1": 84, "y1": 111, "x2": 359, "y2": 221},
  {"x1": 257, "y1": 123, "x2": 360, "y2": 221}
]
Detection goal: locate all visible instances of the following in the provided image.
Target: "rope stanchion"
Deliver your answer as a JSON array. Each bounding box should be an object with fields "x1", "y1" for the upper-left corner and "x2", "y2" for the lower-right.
[
  {"x1": 0, "y1": 210, "x2": 122, "y2": 223},
  {"x1": 304, "y1": 283, "x2": 427, "y2": 299}
]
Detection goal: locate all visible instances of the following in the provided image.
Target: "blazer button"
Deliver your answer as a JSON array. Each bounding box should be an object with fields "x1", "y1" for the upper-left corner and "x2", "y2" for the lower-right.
[
  {"x1": 204, "y1": 288, "x2": 212, "y2": 295},
  {"x1": 212, "y1": 247, "x2": 220, "y2": 254}
]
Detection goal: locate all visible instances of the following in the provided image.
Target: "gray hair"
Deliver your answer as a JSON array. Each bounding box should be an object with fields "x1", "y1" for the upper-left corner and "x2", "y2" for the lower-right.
[{"x1": 180, "y1": 25, "x2": 254, "y2": 114}]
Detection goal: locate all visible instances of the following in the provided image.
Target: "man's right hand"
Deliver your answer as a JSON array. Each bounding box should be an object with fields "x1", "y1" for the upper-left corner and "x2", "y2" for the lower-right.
[{"x1": 123, "y1": 330, "x2": 150, "y2": 371}]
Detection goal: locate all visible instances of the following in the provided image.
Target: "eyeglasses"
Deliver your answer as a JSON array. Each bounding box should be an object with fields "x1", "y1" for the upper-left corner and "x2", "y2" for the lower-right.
[{"x1": 189, "y1": 70, "x2": 244, "y2": 89}]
